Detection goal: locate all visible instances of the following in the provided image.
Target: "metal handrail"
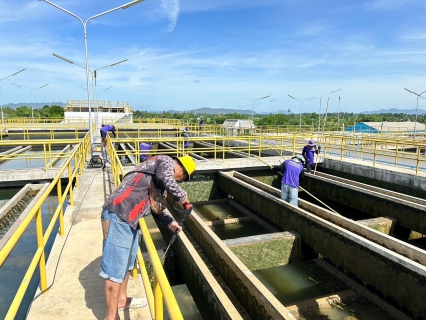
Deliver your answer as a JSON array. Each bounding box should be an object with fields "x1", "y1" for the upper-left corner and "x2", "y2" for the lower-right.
[
  {"x1": 108, "y1": 133, "x2": 425, "y2": 175},
  {"x1": 137, "y1": 219, "x2": 183, "y2": 320},
  {"x1": 0, "y1": 139, "x2": 88, "y2": 171},
  {"x1": 0, "y1": 134, "x2": 89, "y2": 319}
]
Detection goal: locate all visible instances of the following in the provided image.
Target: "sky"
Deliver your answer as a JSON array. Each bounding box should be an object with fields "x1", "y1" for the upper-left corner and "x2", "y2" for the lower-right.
[{"x1": 1, "y1": 0, "x2": 426, "y2": 114}]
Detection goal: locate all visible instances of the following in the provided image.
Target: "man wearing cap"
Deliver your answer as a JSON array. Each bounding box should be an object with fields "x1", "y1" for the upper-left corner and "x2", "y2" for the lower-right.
[
  {"x1": 100, "y1": 154, "x2": 196, "y2": 320},
  {"x1": 302, "y1": 140, "x2": 321, "y2": 173},
  {"x1": 272, "y1": 155, "x2": 305, "y2": 207}
]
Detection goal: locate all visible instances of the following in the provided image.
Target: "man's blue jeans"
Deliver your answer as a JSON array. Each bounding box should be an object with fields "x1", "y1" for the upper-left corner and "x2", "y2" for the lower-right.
[{"x1": 281, "y1": 184, "x2": 299, "y2": 207}]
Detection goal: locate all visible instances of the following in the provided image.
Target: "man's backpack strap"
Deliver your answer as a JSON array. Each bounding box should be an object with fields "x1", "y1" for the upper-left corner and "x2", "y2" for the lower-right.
[{"x1": 123, "y1": 158, "x2": 153, "y2": 182}]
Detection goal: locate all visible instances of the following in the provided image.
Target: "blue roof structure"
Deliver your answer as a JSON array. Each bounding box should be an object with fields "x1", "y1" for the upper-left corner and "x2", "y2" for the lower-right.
[
  {"x1": 345, "y1": 121, "x2": 425, "y2": 134},
  {"x1": 345, "y1": 122, "x2": 378, "y2": 133}
]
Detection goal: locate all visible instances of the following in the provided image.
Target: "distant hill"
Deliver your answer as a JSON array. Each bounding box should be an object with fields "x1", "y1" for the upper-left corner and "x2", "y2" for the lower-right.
[
  {"x1": 4, "y1": 102, "x2": 66, "y2": 109},
  {"x1": 360, "y1": 108, "x2": 426, "y2": 115},
  {"x1": 164, "y1": 107, "x2": 254, "y2": 115}
]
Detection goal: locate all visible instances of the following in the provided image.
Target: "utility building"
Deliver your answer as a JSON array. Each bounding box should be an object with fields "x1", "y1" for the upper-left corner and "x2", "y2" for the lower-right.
[{"x1": 222, "y1": 119, "x2": 255, "y2": 135}]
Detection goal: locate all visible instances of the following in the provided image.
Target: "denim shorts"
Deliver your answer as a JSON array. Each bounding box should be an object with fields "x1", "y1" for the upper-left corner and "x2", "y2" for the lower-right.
[{"x1": 99, "y1": 209, "x2": 139, "y2": 283}]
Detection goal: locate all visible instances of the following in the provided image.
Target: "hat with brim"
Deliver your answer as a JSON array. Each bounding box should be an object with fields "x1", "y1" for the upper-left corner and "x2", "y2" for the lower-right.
[
  {"x1": 292, "y1": 155, "x2": 305, "y2": 164},
  {"x1": 307, "y1": 140, "x2": 316, "y2": 147},
  {"x1": 174, "y1": 155, "x2": 196, "y2": 182}
]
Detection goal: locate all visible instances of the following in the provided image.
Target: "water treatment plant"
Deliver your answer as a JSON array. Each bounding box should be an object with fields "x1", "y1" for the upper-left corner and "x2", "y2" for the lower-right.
[{"x1": 0, "y1": 119, "x2": 425, "y2": 320}]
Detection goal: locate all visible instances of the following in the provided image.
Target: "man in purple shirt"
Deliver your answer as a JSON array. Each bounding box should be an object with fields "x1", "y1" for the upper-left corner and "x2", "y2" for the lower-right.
[
  {"x1": 302, "y1": 139, "x2": 321, "y2": 173},
  {"x1": 100, "y1": 124, "x2": 116, "y2": 147},
  {"x1": 272, "y1": 155, "x2": 305, "y2": 206},
  {"x1": 139, "y1": 142, "x2": 153, "y2": 162}
]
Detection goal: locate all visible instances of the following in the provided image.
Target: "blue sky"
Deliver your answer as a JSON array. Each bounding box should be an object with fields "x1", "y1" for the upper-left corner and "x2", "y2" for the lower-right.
[{"x1": 1, "y1": 0, "x2": 426, "y2": 114}]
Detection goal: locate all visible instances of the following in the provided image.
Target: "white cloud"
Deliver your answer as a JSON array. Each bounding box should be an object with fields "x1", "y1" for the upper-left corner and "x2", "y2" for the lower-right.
[{"x1": 159, "y1": 0, "x2": 180, "y2": 32}]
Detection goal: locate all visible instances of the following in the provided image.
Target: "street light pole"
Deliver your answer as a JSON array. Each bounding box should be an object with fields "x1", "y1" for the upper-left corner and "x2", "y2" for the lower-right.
[
  {"x1": 337, "y1": 96, "x2": 341, "y2": 131},
  {"x1": 318, "y1": 88, "x2": 341, "y2": 132},
  {"x1": 251, "y1": 95, "x2": 271, "y2": 123},
  {"x1": 53, "y1": 53, "x2": 96, "y2": 103},
  {"x1": 96, "y1": 86, "x2": 112, "y2": 126},
  {"x1": 94, "y1": 60, "x2": 126, "y2": 101},
  {"x1": 53, "y1": 53, "x2": 126, "y2": 132},
  {"x1": 41, "y1": 0, "x2": 145, "y2": 146},
  {"x1": 288, "y1": 95, "x2": 315, "y2": 131},
  {"x1": 404, "y1": 88, "x2": 426, "y2": 139},
  {"x1": 0, "y1": 69, "x2": 25, "y2": 127},
  {"x1": 11, "y1": 83, "x2": 49, "y2": 122},
  {"x1": 54, "y1": 54, "x2": 127, "y2": 104}
]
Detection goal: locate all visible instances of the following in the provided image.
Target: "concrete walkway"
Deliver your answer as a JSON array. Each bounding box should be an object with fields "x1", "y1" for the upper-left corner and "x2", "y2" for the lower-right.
[{"x1": 27, "y1": 165, "x2": 151, "y2": 320}]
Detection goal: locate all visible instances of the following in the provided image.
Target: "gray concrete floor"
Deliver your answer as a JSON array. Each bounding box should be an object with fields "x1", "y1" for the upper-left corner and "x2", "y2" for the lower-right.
[{"x1": 27, "y1": 164, "x2": 151, "y2": 320}]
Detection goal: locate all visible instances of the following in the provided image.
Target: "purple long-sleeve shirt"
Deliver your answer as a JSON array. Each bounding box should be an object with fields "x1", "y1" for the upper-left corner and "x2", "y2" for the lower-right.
[
  {"x1": 273, "y1": 159, "x2": 304, "y2": 189},
  {"x1": 302, "y1": 145, "x2": 319, "y2": 164}
]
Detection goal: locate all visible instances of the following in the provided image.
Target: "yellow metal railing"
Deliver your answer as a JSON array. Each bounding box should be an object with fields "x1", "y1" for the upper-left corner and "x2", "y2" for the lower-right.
[
  {"x1": 137, "y1": 219, "x2": 183, "y2": 320},
  {"x1": 0, "y1": 139, "x2": 88, "y2": 171},
  {"x1": 0, "y1": 134, "x2": 89, "y2": 320},
  {"x1": 319, "y1": 133, "x2": 426, "y2": 174},
  {"x1": 107, "y1": 132, "x2": 425, "y2": 175}
]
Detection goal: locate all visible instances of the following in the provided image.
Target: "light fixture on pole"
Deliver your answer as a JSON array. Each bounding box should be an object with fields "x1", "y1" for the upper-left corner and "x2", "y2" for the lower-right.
[
  {"x1": 41, "y1": 0, "x2": 145, "y2": 146},
  {"x1": 0, "y1": 69, "x2": 25, "y2": 127},
  {"x1": 53, "y1": 53, "x2": 96, "y2": 103},
  {"x1": 404, "y1": 88, "x2": 426, "y2": 139},
  {"x1": 11, "y1": 83, "x2": 49, "y2": 122},
  {"x1": 318, "y1": 88, "x2": 341, "y2": 132},
  {"x1": 288, "y1": 95, "x2": 315, "y2": 131},
  {"x1": 251, "y1": 95, "x2": 271, "y2": 123},
  {"x1": 54, "y1": 54, "x2": 125, "y2": 131},
  {"x1": 94, "y1": 61, "x2": 126, "y2": 101},
  {"x1": 53, "y1": 53, "x2": 127, "y2": 112}
]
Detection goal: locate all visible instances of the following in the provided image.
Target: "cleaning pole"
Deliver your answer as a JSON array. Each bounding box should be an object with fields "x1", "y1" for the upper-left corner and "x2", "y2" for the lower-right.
[{"x1": 161, "y1": 204, "x2": 193, "y2": 263}]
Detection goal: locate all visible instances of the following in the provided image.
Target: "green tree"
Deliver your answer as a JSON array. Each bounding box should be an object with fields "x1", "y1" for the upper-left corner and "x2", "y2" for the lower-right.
[{"x1": 15, "y1": 106, "x2": 31, "y2": 117}]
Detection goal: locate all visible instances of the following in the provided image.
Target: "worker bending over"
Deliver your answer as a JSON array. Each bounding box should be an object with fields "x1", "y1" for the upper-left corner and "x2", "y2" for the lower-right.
[
  {"x1": 100, "y1": 124, "x2": 116, "y2": 147},
  {"x1": 272, "y1": 155, "x2": 305, "y2": 207},
  {"x1": 99, "y1": 155, "x2": 196, "y2": 320}
]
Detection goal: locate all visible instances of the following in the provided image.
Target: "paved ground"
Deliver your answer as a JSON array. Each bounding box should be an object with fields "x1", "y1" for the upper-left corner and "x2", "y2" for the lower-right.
[{"x1": 27, "y1": 163, "x2": 151, "y2": 320}]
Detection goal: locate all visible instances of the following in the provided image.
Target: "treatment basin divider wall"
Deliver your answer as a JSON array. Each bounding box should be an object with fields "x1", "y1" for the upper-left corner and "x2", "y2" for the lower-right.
[
  {"x1": 155, "y1": 210, "x2": 245, "y2": 320},
  {"x1": 217, "y1": 170, "x2": 426, "y2": 320},
  {"x1": 301, "y1": 171, "x2": 426, "y2": 235},
  {"x1": 180, "y1": 197, "x2": 297, "y2": 319}
]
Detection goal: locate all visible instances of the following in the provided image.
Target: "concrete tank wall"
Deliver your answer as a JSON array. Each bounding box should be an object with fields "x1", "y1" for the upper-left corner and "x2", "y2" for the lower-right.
[
  {"x1": 322, "y1": 158, "x2": 426, "y2": 195},
  {"x1": 218, "y1": 171, "x2": 426, "y2": 319}
]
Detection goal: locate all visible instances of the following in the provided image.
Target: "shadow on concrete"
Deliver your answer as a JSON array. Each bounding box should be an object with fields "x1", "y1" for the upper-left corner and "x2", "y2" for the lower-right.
[{"x1": 79, "y1": 256, "x2": 105, "y2": 320}]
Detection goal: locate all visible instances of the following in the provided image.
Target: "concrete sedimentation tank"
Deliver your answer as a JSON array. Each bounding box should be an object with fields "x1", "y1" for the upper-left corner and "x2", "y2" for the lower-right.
[
  {"x1": 149, "y1": 167, "x2": 426, "y2": 320},
  {"x1": 2, "y1": 127, "x2": 426, "y2": 319}
]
